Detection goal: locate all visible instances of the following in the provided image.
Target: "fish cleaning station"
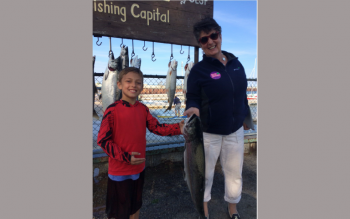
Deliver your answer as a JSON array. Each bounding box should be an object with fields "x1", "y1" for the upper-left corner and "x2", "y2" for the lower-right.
[{"x1": 92, "y1": 1, "x2": 257, "y2": 217}]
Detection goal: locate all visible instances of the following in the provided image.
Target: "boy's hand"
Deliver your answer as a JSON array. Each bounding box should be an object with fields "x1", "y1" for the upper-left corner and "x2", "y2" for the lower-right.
[
  {"x1": 130, "y1": 152, "x2": 146, "y2": 165},
  {"x1": 179, "y1": 120, "x2": 185, "y2": 134},
  {"x1": 243, "y1": 123, "x2": 250, "y2": 130}
]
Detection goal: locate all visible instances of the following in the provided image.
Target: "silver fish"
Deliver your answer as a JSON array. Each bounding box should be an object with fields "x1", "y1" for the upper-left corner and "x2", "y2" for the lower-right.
[
  {"x1": 164, "y1": 59, "x2": 177, "y2": 112},
  {"x1": 130, "y1": 55, "x2": 141, "y2": 69},
  {"x1": 183, "y1": 61, "x2": 194, "y2": 104},
  {"x1": 93, "y1": 56, "x2": 99, "y2": 119},
  {"x1": 120, "y1": 45, "x2": 129, "y2": 70},
  {"x1": 101, "y1": 51, "x2": 121, "y2": 112},
  {"x1": 183, "y1": 114, "x2": 206, "y2": 219}
]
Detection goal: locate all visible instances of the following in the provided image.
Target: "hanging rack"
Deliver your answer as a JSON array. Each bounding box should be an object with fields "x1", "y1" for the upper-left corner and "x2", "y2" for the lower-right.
[
  {"x1": 186, "y1": 46, "x2": 191, "y2": 64},
  {"x1": 169, "y1": 44, "x2": 174, "y2": 62},
  {"x1": 142, "y1": 41, "x2": 148, "y2": 51},
  {"x1": 180, "y1": 45, "x2": 184, "y2": 54},
  {"x1": 131, "y1": 39, "x2": 135, "y2": 59},
  {"x1": 151, "y1": 42, "x2": 156, "y2": 62},
  {"x1": 96, "y1": 37, "x2": 102, "y2": 46}
]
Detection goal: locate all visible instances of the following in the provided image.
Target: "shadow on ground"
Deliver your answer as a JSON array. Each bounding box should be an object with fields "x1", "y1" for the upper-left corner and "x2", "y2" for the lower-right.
[{"x1": 93, "y1": 151, "x2": 256, "y2": 219}]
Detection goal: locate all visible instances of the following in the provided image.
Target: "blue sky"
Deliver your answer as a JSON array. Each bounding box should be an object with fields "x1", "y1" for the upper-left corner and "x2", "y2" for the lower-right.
[{"x1": 93, "y1": 1, "x2": 257, "y2": 78}]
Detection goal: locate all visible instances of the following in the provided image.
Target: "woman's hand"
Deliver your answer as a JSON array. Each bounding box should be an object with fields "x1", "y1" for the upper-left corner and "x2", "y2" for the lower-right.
[
  {"x1": 129, "y1": 152, "x2": 146, "y2": 165},
  {"x1": 183, "y1": 107, "x2": 200, "y2": 117},
  {"x1": 179, "y1": 120, "x2": 185, "y2": 134}
]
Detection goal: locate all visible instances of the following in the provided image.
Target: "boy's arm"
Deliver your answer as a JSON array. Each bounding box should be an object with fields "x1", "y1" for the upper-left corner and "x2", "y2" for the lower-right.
[
  {"x1": 97, "y1": 105, "x2": 131, "y2": 163},
  {"x1": 145, "y1": 106, "x2": 182, "y2": 136}
]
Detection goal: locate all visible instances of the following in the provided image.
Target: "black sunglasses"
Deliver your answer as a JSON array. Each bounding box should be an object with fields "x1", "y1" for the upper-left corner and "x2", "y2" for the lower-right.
[{"x1": 198, "y1": 31, "x2": 219, "y2": 44}]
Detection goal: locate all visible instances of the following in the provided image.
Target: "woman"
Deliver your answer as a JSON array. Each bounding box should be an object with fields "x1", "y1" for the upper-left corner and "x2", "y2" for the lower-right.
[{"x1": 184, "y1": 17, "x2": 254, "y2": 219}]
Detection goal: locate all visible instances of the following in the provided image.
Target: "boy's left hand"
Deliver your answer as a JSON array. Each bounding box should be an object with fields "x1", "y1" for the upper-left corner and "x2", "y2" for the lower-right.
[{"x1": 179, "y1": 120, "x2": 185, "y2": 134}]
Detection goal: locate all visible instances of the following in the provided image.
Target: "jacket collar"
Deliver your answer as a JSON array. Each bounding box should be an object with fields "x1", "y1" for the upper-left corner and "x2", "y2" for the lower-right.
[{"x1": 202, "y1": 50, "x2": 237, "y2": 63}]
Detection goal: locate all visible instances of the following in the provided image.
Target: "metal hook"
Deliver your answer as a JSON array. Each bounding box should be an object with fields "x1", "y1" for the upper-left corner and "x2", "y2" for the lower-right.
[
  {"x1": 151, "y1": 42, "x2": 156, "y2": 62},
  {"x1": 131, "y1": 39, "x2": 135, "y2": 59},
  {"x1": 142, "y1": 41, "x2": 148, "y2": 51},
  {"x1": 96, "y1": 37, "x2": 102, "y2": 46},
  {"x1": 186, "y1": 46, "x2": 191, "y2": 64},
  {"x1": 109, "y1": 37, "x2": 113, "y2": 57},
  {"x1": 180, "y1": 45, "x2": 184, "y2": 54},
  {"x1": 169, "y1": 44, "x2": 174, "y2": 62},
  {"x1": 120, "y1": 38, "x2": 124, "y2": 48}
]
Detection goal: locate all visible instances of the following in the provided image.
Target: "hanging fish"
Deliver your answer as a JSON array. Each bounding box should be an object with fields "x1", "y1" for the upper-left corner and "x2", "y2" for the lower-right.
[
  {"x1": 93, "y1": 56, "x2": 99, "y2": 119},
  {"x1": 164, "y1": 59, "x2": 177, "y2": 112},
  {"x1": 130, "y1": 55, "x2": 141, "y2": 69},
  {"x1": 120, "y1": 45, "x2": 129, "y2": 70},
  {"x1": 101, "y1": 51, "x2": 121, "y2": 112},
  {"x1": 183, "y1": 61, "x2": 194, "y2": 104}
]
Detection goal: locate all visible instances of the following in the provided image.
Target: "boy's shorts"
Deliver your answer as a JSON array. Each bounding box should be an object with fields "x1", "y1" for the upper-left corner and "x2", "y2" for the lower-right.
[
  {"x1": 105, "y1": 169, "x2": 145, "y2": 219},
  {"x1": 175, "y1": 103, "x2": 181, "y2": 111}
]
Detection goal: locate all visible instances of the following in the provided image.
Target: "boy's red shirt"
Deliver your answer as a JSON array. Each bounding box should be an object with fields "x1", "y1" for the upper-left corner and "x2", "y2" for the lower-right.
[{"x1": 97, "y1": 100, "x2": 181, "y2": 175}]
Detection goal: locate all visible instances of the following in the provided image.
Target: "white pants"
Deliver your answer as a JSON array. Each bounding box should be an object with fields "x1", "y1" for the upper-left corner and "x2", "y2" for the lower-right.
[{"x1": 203, "y1": 126, "x2": 244, "y2": 203}]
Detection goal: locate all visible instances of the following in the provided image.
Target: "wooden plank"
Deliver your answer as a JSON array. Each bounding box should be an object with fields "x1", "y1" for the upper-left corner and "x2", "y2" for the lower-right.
[{"x1": 93, "y1": 0, "x2": 213, "y2": 46}]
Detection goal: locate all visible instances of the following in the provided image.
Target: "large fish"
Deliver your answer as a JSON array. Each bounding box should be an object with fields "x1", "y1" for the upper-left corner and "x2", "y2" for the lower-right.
[
  {"x1": 101, "y1": 51, "x2": 121, "y2": 112},
  {"x1": 183, "y1": 114, "x2": 206, "y2": 219},
  {"x1": 164, "y1": 59, "x2": 177, "y2": 112},
  {"x1": 183, "y1": 61, "x2": 194, "y2": 104},
  {"x1": 93, "y1": 56, "x2": 99, "y2": 119},
  {"x1": 130, "y1": 55, "x2": 141, "y2": 69}
]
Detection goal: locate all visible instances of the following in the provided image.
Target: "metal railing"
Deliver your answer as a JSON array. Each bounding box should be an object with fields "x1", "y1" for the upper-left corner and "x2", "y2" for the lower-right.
[{"x1": 93, "y1": 74, "x2": 257, "y2": 151}]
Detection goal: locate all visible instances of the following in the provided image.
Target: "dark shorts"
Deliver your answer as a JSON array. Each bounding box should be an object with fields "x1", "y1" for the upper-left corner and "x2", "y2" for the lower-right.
[{"x1": 105, "y1": 169, "x2": 145, "y2": 219}]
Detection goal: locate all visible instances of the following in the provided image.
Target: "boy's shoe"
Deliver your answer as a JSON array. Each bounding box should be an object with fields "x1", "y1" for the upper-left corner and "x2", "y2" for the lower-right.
[{"x1": 227, "y1": 206, "x2": 241, "y2": 219}]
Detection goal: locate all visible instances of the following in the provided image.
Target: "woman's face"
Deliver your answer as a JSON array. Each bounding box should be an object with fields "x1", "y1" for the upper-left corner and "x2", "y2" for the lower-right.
[{"x1": 198, "y1": 30, "x2": 222, "y2": 58}]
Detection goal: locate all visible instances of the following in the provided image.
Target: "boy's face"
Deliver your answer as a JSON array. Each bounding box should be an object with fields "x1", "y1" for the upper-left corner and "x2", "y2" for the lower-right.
[{"x1": 117, "y1": 71, "x2": 143, "y2": 103}]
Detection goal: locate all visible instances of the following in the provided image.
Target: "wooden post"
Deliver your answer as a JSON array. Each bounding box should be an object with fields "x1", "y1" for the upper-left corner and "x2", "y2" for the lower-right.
[{"x1": 194, "y1": 46, "x2": 199, "y2": 64}]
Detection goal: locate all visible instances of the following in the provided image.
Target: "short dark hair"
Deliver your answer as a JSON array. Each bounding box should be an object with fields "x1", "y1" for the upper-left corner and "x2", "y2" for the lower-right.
[
  {"x1": 118, "y1": 67, "x2": 144, "y2": 85},
  {"x1": 193, "y1": 17, "x2": 222, "y2": 42}
]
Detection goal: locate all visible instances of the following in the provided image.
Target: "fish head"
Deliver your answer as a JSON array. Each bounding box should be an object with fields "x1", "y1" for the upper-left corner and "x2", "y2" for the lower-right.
[{"x1": 184, "y1": 114, "x2": 202, "y2": 141}]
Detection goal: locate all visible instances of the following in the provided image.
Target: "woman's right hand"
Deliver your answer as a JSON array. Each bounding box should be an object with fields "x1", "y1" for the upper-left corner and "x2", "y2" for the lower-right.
[
  {"x1": 130, "y1": 152, "x2": 146, "y2": 165},
  {"x1": 183, "y1": 107, "x2": 200, "y2": 117}
]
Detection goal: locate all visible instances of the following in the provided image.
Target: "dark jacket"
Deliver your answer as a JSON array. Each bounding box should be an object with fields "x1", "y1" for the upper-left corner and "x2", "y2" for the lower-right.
[
  {"x1": 185, "y1": 51, "x2": 254, "y2": 135},
  {"x1": 173, "y1": 96, "x2": 181, "y2": 105}
]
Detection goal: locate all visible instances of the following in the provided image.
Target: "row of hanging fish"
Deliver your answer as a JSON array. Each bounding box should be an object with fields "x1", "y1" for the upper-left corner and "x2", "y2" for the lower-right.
[
  {"x1": 183, "y1": 61, "x2": 194, "y2": 104},
  {"x1": 164, "y1": 59, "x2": 178, "y2": 112},
  {"x1": 100, "y1": 46, "x2": 142, "y2": 112}
]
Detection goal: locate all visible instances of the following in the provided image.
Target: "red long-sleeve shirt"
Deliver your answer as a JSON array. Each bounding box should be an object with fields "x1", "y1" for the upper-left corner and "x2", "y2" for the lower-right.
[{"x1": 97, "y1": 100, "x2": 182, "y2": 175}]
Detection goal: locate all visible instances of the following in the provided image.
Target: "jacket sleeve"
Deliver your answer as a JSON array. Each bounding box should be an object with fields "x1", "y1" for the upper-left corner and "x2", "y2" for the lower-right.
[
  {"x1": 97, "y1": 105, "x2": 131, "y2": 163},
  {"x1": 185, "y1": 68, "x2": 201, "y2": 110},
  {"x1": 145, "y1": 106, "x2": 182, "y2": 136},
  {"x1": 243, "y1": 82, "x2": 255, "y2": 130}
]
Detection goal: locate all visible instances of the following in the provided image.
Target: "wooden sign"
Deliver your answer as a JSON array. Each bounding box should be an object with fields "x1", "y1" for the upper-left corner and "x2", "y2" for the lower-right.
[{"x1": 93, "y1": 0, "x2": 213, "y2": 47}]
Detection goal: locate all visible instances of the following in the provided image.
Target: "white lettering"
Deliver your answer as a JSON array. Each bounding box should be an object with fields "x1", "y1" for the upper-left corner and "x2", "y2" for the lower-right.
[{"x1": 131, "y1": 3, "x2": 140, "y2": 18}]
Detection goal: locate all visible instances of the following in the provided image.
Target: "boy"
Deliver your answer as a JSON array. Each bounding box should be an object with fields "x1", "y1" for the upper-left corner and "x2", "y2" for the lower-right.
[
  {"x1": 173, "y1": 95, "x2": 181, "y2": 117},
  {"x1": 97, "y1": 67, "x2": 184, "y2": 219}
]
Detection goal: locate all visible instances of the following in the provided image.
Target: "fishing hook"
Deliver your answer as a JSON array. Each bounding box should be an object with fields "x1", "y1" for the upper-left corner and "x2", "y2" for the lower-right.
[
  {"x1": 169, "y1": 44, "x2": 174, "y2": 62},
  {"x1": 142, "y1": 41, "x2": 148, "y2": 51},
  {"x1": 131, "y1": 39, "x2": 135, "y2": 59},
  {"x1": 180, "y1": 45, "x2": 184, "y2": 54},
  {"x1": 186, "y1": 46, "x2": 191, "y2": 64},
  {"x1": 96, "y1": 37, "x2": 102, "y2": 46},
  {"x1": 120, "y1": 38, "x2": 125, "y2": 48},
  {"x1": 151, "y1": 42, "x2": 156, "y2": 62}
]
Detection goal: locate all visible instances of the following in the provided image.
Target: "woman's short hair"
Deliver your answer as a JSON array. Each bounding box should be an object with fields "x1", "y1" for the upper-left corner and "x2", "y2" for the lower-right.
[{"x1": 193, "y1": 17, "x2": 222, "y2": 42}]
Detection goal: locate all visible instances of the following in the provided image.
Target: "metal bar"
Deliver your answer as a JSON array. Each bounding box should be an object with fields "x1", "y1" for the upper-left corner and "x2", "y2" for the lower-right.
[{"x1": 194, "y1": 46, "x2": 199, "y2": 63}]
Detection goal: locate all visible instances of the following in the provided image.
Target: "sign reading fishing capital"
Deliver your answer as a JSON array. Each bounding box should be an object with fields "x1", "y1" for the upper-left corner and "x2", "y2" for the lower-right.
[{"x1": 93, "y1": 0, "x2": 213, "y2": 47}]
